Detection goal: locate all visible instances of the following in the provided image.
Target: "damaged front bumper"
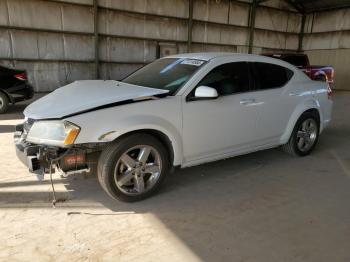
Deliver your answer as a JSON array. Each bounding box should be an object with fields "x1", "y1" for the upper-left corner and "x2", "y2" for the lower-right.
[
  {"x1": 14, "y1": 123, "x2": 99, "y2": 179},
  {"x1": 14, "y1": 124, "x2": 46, "y2": 175}
]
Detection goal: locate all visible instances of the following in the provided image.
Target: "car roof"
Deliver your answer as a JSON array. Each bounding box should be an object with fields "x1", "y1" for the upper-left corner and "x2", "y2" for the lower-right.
[{"x1": 167, "y1": 52, "x2": 266, "y2": 61}]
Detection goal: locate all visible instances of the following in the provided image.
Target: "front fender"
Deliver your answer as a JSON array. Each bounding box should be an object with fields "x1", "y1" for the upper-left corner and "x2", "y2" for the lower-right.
[
  {"x1": 280, "y1": 99, "x2": 322, "y2": 144},
  {"x1": 102, "y1": 115, "x2": 183, "y2": 166},
  {"x1": 69, "y1": 113, "x2": 183, "y2": 166}
]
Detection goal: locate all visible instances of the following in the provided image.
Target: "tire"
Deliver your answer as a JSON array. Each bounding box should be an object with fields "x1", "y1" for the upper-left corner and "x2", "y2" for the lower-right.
[
  {"x1": 314, "y1": 74, "x2": 327, "y2": 82},
  {"x1": 282, "y1": 111, "x2": 320, "y2": 156},
  {"x1": 97, "y1": 133, "x2": 170, "y2": 202},
  {"x1": 0, "y1": 92, "x2": 9, "y2": 114}
]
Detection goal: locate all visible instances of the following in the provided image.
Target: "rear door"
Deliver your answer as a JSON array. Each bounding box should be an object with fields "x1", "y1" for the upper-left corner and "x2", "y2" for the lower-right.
[{"x1": 249, "y1": 62, "x2": 296, "y2": 144}]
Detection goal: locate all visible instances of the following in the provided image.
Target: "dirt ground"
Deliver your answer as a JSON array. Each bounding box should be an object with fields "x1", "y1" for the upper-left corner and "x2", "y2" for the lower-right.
[{"x1": 0, "y1": 92, "x2": 349, "y2": 262}]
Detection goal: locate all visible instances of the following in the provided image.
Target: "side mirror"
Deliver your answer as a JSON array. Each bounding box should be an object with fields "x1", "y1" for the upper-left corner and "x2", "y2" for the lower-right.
[{"x1": 194, "y1": 86, "x2": 218, "y2": 100}]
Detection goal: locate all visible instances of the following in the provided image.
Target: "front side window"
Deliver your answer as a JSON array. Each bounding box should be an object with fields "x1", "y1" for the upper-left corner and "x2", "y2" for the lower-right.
[
  {"x1": 194, "y1": 62, "x2": 250, "y2": 96},
  {"x1": 251, "y1": 62, "x2": 293, "y2": 90},
  {"x1": 122, "y1": 58, "x2": 206, "y2": 95}
]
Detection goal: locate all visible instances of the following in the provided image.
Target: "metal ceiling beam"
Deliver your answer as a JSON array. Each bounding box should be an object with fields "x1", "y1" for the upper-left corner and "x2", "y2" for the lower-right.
[
  {"x1": 286, "y1": 0, "x2": 350, "y2": 14},
  {"x1": 285, "y1": 0, "x2": 304, "y2": 13},
  {"x1": 305, "y1": 4, "x2": 350, "y2": 13}
]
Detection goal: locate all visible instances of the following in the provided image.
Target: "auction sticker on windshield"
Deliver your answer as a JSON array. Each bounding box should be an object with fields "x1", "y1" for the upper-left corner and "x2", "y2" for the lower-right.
[{"x1": 180, "y1": 59, "x2": 205, "y2": 66}]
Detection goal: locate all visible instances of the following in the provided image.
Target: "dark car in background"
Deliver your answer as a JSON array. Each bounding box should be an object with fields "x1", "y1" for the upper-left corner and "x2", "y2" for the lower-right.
[
  {"x1": 0, "y1": 65, "x2": 34, "y2": 113},
  {"x1": 263, "y1": 53, "x2": 334, "y2": 85}
]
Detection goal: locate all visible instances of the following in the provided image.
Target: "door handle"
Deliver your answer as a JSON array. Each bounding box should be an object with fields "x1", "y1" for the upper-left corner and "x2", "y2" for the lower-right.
[
  {"x1": 289, "y1": 92, "x2": 302, "y2": 96},
  {"x1": 240, "y1": 98, "x2": 256, "y2": 105}
]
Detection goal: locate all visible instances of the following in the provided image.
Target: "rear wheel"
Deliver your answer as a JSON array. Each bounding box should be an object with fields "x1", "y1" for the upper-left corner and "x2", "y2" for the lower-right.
[
  {"x1": 97, "y1": 133, "x2": 170, "y2": 202},
  {"x1": 0, "y1": 92, "x2": 9, "y2": 114},
  {"x1": 282, "y1": 112, "x2": 319, "y2": 156}
]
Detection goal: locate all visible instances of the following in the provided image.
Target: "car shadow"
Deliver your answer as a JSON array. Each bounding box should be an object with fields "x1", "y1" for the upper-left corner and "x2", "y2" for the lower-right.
[
  {"x1": 0, "y1": 148, "x2": 275, "y2": 205},
  {"x1": 0, "y1": 179, "x2": 63, "y2": 188},
  {"x1": 0, "y1": 147, "x2": 288, "y2": 210},
  {"x1": 0, "y1": 139, "x2": 340, "y2": 208},
  {"x1": 0, "y1": 125, "x2": 15, "y2": 133}
]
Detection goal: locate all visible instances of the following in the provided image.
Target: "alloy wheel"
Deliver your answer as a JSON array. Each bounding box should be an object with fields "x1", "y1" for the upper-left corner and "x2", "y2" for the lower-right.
[
  {"x1": 296, "y1": 118, "x2": 318, "y2": 152},
  {"x1": 114, "y1": 145, "x2": 162, "y2": 195}
]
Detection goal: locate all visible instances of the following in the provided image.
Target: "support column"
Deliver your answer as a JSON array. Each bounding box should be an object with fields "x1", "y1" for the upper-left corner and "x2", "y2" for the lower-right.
[
  {"x1": 248, "y1": 0, "x2": 257, "y2": 54},
  {"x1": 298, "y1": 14, "x2": 306, "y2": 52},
  {"x1": 187, "y1": 0, "x2": 194, "y2": 52},
  {"x1": 93, "y1": 0, "x2": 99, "y2": 79}
]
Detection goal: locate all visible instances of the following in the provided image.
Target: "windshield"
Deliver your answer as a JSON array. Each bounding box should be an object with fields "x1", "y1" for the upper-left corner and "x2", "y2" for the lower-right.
[{"x1": 122, "y1": 58, "x2": 206, "y2": 95}]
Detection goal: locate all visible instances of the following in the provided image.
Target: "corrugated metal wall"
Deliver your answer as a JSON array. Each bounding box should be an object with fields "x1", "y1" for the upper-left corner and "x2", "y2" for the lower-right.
[
  {"x1": 0, "y1": 0, "x2": 303, "y2": 91},
  {"x1": 0, "y1": 0, "x2": 95, "y2": 91},
  {"x1": 304, "y1": 8, "x2": 350, "y2": 90}
]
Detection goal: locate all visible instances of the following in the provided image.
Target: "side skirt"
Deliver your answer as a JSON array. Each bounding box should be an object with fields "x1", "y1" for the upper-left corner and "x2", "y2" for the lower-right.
[{"x1": 180, "y1": 142, "x2": 280, "y2": 169}]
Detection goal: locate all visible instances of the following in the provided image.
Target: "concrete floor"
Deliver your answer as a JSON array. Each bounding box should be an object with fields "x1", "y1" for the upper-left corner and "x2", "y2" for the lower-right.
[{"x1": 0, "y1": 92, "x2": 349, "y2": 261}]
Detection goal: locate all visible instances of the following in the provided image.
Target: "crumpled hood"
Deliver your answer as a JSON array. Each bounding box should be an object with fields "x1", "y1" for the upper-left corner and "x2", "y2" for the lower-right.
[{"x1": 24, "y1": 80, "x2": 169, "y2": 119}]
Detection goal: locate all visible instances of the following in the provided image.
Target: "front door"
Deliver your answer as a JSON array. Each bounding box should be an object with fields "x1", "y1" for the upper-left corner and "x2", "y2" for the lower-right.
[{"x1": 182, "y1": 62, "x2": 260, "y2": 164}]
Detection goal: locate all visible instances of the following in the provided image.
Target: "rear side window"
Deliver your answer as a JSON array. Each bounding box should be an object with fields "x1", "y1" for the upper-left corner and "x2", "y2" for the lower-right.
[
  {"x1": 196, "y1": 62, "x2": 250, "y2": 96},
  {"x1": 251, "y1": 62, "x2": 293, "y2": 90}
]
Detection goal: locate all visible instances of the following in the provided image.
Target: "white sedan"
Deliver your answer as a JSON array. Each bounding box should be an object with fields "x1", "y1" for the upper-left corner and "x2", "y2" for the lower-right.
[{"x1": 15, "y1": 53, "x2": 333, "y2": 202}]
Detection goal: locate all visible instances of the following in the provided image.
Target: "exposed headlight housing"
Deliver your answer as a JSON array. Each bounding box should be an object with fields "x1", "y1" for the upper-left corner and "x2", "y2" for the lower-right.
[{"x1": 26, "y1": 120, "x2": 80, "y2": 147}]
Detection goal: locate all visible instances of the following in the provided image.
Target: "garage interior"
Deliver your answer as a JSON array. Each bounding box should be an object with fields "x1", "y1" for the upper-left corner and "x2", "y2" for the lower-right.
[
  {"x1": 0, "y1": 0, "x2": 350, "y2": 261},
  {"x1": 0, "y1": 0, "x2": 349, "y2": 91}
]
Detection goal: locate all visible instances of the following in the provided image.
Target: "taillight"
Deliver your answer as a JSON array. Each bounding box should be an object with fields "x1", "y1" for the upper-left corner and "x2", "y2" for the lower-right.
[
  {"x1": 327, "y1": 84, "x2": 333, "y2": 100},
  {"x1": 14, "y1": 73, "x2": 27, "y2": 81}
]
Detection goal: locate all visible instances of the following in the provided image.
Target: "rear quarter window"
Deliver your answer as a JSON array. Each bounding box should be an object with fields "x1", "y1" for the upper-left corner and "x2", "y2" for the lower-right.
[{"x1": 251, "y1": 62, "x2": 294, "y2": 90}]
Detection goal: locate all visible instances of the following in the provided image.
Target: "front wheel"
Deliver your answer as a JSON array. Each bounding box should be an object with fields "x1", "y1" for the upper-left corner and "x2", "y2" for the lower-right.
[
  {"x1": 97, "y1": 133, "x2": 170, "y2": 202},
  {"x1": 282, "y1": 112, "x2": 320, "y2": 156}
]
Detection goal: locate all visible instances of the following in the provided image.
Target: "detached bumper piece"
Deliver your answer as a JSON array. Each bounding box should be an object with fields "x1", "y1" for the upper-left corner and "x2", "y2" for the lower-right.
[
  {"x1": 16, "y1": 143, "x2": 41, "y2": 173},
  {"x1": 14, "y1": 124, "x2": 44, "y2": 175}
]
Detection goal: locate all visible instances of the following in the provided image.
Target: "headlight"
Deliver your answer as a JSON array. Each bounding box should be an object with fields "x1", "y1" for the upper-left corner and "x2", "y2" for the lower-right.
[{"x1": 26, "y1": 120, "x2": 80, "y2": 147}]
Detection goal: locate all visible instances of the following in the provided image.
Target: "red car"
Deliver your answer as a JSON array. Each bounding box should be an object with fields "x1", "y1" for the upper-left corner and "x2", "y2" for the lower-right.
[{"x1": 263, "y1": 53, "x2": 334, "y2": 85}]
